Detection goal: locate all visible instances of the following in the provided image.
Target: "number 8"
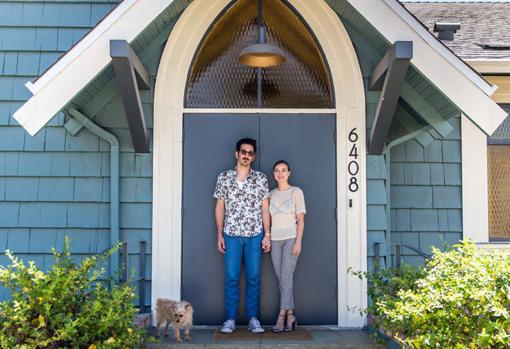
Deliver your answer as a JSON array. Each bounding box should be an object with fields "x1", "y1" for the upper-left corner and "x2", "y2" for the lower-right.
[{"x1": 349, "y1": 177, "x2": 358, "y2": 192}]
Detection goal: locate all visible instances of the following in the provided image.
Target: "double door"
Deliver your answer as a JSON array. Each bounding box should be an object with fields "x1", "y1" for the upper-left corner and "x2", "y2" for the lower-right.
[{"x1": 182, "y1": 113, "x2": 337, "y2": 325}]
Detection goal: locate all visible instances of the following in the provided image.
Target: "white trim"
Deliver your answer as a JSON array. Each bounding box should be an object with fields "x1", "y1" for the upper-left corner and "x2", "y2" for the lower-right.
[
  {"x1": 183, "y1": 108, "x2": 337, "y2": 114},
  {"x1": 13, "y1": 0, "x2": 169, "y2": 136},
  {"x1": 476, "y1": 243, "x2": 510, "y2": 251},
  {"x1": 12, "y1": 0, "x2": 508, "y2": 139},
  {"x1": 27, "y1": 0, "x2": 137, "y2": 95},
  {"x1": 467, "y1": 60, "x2": 510, "y2": 75},
  {"x1": 346, "y1": 0, "x2": 507, "y2": 135},
  {"x1": 461, "y1": 114, "x2": 489, "y2": 243},
  {"x1": 152, "y1": 0, "x2": 367, "y2": 328}
]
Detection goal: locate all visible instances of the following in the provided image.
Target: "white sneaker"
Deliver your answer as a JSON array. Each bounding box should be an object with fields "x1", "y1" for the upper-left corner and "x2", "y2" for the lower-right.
[
  {"x1": 248, "y1": 317, "x2": 265, "y2": 333},
  {"x1": 220, "y1": 319, "x2": 236, "y2": 334}
]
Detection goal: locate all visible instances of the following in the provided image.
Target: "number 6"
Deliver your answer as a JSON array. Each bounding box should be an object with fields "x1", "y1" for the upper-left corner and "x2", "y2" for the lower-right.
[{"x1": 348, "y1": 128, "x2": 358, "y2": 143}]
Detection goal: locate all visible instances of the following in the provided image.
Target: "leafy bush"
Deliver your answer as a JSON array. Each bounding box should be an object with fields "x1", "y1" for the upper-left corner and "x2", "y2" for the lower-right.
[
  {"x1": 351, "y1": 263, "x2": 425, "y2": 309},
  {"x1": 358, "y1": 241, "x2": 510, "y2": 348},
  {"x1": 0, "y1": 238, "x2": 144, "y2": 348}
]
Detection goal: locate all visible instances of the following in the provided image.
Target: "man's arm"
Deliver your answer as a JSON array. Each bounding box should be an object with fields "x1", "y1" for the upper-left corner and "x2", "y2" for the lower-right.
[
  {"x1": 215, "y1": 198, "x2": 226, "y2": 254},
  {"x1": 261, "y1": 198, "x2": 271, "y2": 252}
]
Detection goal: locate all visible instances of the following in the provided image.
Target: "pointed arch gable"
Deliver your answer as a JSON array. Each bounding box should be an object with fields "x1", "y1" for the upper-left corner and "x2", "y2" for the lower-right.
[{"x1": 152, "y1": 0, "x2": 367, "y2": 328}]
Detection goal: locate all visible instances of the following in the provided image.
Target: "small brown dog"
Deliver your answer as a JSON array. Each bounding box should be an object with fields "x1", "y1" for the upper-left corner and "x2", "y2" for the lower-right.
[{"x1": 155, "y1": 298, "x2": 193, "y2": 342}]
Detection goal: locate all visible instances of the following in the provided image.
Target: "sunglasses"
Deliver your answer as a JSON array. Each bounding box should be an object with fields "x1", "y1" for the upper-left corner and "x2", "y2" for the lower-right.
[{"x1": 239, "y1": 149, "x2": 255, "y2": 157}]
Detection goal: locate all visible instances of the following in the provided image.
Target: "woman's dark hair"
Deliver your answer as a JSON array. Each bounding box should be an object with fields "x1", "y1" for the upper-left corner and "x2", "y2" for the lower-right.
[
  {"x1": 236, "y1": 138, "x2": 257, "y2": 153},
  {"x1": 273, "y1": 160, "x2": 291, "y2": 172}
]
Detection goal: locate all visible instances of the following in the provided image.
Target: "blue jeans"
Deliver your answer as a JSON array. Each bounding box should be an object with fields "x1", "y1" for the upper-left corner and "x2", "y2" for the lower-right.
[{"x1": 224, "y1": 232, "x2": 263, "y2": 320}]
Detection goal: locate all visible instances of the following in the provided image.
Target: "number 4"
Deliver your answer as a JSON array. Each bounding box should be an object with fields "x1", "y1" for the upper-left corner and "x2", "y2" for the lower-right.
[{"x1": 349, "y1": 144, "x2": 358, "y2": 159}]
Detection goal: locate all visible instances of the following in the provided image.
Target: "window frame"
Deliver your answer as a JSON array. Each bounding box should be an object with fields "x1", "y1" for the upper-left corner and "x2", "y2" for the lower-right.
[{"x1": 487, "y1": 104, "x2": 510, "y2": 242}]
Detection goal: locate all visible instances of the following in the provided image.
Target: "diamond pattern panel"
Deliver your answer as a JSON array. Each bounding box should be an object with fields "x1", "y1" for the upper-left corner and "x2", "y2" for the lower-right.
[
  {"x1": 488, "y1": 145, "x2": 510, "y2": 239},
  {"x1": 185, "y1": 0, "x2": 334, "y2": 108}
]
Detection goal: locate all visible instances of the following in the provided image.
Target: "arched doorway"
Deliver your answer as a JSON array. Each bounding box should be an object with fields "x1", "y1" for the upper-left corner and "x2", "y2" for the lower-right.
[
  {"x1": 153, "y1": 0, "x2": 367, "y2": 328},
  {"x1": 182, "y1": 0, "x2": 336, "y2": 325}
]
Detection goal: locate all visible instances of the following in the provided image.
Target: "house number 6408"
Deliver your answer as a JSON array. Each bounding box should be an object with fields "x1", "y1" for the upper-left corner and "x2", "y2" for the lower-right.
[{"x1": 348, "y1": 128, "x2": 359, "y2": 193}]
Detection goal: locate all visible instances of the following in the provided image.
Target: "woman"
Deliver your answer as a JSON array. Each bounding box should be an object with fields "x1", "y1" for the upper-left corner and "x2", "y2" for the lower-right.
[{"x1": 268, "y1": 160, "x2": 306, "y2": 333}]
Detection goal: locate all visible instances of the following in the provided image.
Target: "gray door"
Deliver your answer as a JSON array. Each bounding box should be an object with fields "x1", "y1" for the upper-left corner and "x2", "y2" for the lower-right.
[{"x1": 182, "y1": 113, "x2": 337, "y2": 325}]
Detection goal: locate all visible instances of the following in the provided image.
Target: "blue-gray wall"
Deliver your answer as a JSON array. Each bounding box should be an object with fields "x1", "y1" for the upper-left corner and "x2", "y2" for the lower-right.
[
  {"x1": 365, "y1": 99, "x2": 390, "y2": 269},
  {"x1": 0, "y1": 1, "x2": 153, "y2": 306},
  {"x1": 389, "y1": 119, "x2": 463, "y2": 265}
]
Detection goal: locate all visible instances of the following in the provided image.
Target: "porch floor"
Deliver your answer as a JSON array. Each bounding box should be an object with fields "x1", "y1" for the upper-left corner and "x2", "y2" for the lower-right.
[{"x1": 142, "y1": 327, "x2": 386, "y2": 348}]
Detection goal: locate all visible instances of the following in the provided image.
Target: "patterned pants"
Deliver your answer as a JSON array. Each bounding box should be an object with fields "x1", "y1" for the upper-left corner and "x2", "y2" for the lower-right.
[{"x1": 270, "y1": 238, "x2": 299, "y2": 310}]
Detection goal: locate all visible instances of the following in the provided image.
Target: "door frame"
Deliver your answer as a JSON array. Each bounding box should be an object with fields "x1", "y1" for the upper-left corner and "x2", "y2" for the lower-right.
[
  {"x1": 181, "y1": 112, "x2": 338, "y2": 325},
  {"x1": 153, "y1": 0, "x2": 367, "y2": 328}
]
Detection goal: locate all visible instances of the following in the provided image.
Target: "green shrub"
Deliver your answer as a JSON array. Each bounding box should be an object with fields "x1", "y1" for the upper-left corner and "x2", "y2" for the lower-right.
[
  {"x1": 0, "y1": 238, "x2": 145, "y2": 349},
  {"x1": 352, "y1": 263, "x2": 425, "y2": 307},
  {"x1": 360, "y1": 241, "x2": 510, "y2": 348}
]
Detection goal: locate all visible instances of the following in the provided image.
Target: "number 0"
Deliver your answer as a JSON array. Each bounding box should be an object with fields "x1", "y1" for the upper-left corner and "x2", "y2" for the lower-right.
[{"x1": 348, "y1": 161, "x2": 359, "y2": 176}]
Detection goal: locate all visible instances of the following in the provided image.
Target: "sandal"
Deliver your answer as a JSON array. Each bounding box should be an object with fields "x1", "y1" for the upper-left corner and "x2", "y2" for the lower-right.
[
  {"x1": 284, "y1": 311, "x2": 297, "y2": 332},
  {"x1": 272, "y1": 310, "x2": 286, "y2": 333}
]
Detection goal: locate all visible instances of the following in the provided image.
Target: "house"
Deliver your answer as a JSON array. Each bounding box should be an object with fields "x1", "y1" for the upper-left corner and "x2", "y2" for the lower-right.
[
  {"x1": 403, "y1": 1, "x2": 510, "y2": 243},
  {"x1": 0, "y1": 0, "x2": 508, "y2": 328}
]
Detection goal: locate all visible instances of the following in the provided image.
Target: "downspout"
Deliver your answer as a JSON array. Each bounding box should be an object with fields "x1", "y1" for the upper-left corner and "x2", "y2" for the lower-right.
[{"x1": 67, "y1": 108, "x2": 120, "y2": 282}]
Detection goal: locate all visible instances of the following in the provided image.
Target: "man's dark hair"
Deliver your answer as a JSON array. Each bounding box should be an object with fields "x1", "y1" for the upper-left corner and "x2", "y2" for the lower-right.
[{"x1": 236, "y1": 138, "x2": 257, "y2": 153}]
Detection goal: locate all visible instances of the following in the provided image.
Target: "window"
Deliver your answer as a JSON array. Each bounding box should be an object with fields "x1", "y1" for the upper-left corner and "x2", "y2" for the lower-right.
[
  {"x1": 185, "y1": 0, "x2": 334, "y2": 108},
  {"x1": 488, "y1": 104, "x2": 510, "y2": 240}
]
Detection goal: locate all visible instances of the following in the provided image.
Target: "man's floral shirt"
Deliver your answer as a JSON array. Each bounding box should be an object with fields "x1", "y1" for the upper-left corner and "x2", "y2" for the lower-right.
[{"x1": 213, "y1": 169, "x2": 269, "y2": 237}]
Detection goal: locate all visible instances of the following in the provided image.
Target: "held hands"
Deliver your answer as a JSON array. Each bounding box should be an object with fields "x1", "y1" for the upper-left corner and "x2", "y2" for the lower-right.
[
  {"x1": 292, "y1": 240, "x2": 302, "y2": 256},
  {"x1": 262, "y1": 234, "x2": 271, "y2": 253}
]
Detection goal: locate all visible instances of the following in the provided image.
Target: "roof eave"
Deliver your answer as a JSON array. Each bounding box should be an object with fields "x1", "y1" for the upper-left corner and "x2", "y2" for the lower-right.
[
  {"x1": 346, "y1": 0, "x2": 506, "y2": 135},
  {"x1": 13, "y1": 0, "x2": 508, "y2": 137}
]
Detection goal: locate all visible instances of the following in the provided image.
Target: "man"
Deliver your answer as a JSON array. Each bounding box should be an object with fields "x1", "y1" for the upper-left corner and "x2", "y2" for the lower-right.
[{"x1": 214, "y1": 138, "x2": 271, "y2": 334}]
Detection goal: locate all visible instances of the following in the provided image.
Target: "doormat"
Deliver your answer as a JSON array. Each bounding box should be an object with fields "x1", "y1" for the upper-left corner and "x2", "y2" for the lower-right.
[{"x1": 213, "y1": 327, "x2": 313, "y2": 340}]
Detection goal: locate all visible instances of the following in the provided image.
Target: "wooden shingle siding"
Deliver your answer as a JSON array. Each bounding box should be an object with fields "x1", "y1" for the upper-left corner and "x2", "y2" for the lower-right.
[
  {"x1": 390, "y1": 117, "x2": 463, "y2": 264},
  {"x1": 366, "y1": 151, "x2": 389, "y2": 268},
  {"x1": 0, "y1": 0, "x2": 152, "y2": 306}
]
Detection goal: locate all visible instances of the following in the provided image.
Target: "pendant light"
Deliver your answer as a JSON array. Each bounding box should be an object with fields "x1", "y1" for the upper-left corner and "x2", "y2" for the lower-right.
[{"x1": 239, "y1": 0, "x2": 286, "y2": 68}]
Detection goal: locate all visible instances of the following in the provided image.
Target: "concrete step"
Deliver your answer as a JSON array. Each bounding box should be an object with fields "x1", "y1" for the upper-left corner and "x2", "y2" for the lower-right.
[{"x1": 142, "y1": 328, "x2": 386, "y2": 348}]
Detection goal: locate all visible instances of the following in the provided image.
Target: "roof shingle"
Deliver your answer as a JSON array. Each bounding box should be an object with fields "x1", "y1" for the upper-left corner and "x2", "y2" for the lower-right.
[{"x1": 403, "y1": 2, "x2": 510, "y2": 60}]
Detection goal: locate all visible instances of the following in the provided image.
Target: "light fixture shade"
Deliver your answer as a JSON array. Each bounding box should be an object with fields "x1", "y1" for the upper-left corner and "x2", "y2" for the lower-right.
[{"x1": 239, "y1": 43, "x2": 286, "y2": 68}]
